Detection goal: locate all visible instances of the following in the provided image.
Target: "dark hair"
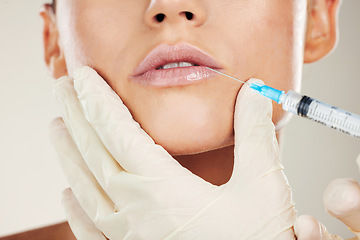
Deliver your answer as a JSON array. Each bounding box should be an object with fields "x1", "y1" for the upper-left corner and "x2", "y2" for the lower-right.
[{"x1": 52, "y1": 0, "x2": 56, "y2": 12}]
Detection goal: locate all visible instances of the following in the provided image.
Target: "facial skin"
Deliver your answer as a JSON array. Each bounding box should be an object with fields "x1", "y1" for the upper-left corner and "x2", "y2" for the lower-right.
[{"x1": 41, "y1": 0, "x2": 340, "y2": 185}]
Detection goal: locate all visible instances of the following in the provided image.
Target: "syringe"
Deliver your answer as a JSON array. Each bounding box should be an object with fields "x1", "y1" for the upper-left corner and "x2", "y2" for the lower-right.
[{"x1": 207, "y1": 67, "x2": 360, "y2": 138}]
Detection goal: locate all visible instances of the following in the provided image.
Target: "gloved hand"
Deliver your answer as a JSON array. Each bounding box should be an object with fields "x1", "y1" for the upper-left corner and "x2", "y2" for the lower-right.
[
  {"x1": 49, "y1": 66, "x2": 296, "y2": 239},
  {"x1": 294, "y1": 155, "x2": 360, "y2": 240}
]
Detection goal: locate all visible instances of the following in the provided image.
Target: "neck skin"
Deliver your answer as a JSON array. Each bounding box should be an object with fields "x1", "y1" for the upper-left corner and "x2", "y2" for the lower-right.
[
  {"x1": 173, "y1": 131, "x2": 283, "y2": 186},
  {"x1": 174, "y1": 145, "x2": 235, "y2": 186}
]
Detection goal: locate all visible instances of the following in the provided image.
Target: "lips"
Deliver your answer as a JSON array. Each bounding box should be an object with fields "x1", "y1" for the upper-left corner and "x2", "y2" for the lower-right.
[{"x1": 131, "y1": 43, "x2": 222, "y2": 87}]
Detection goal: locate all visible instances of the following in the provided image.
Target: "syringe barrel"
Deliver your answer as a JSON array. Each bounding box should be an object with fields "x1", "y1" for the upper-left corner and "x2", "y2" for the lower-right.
[{"x1": 281, "y1": 90, "x2": 360, "y2": 138}]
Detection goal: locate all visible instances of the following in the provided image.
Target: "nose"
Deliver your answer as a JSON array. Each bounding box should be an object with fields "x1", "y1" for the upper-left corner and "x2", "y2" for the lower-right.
[{"x1": 145, "y1": 0, "x2": 207, "y2": 28}]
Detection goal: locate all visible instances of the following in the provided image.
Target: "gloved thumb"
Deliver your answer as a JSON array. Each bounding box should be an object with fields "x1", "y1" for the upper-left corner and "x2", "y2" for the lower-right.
[
  {"x1": 323, "y1": 155, "x2": 360, "y2": 237},
  {"x1": 231, "y1": 78, "x2": 282, "y2": 182},
  {"x1": 294, "y1": 215, "x2": 344, "y2": 240}
]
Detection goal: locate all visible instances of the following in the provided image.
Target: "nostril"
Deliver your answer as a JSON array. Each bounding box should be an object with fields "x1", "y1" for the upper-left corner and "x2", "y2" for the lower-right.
[
  {"x1": 180, "y1": 11, "x2": 194, "y2": 21},
  {"x1": 185, "y1": 12, "x2": 194, "y2": 20},
  {"x1": 154, "y1": 13, "x2": 166, "y2": 23}
]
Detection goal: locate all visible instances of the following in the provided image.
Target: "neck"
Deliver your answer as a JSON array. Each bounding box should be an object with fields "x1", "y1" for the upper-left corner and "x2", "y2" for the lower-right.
[
  {"x1": 173, "y1": 131, "x2": 283, "y2": 186},
  {"x1": 173, "y1": 145, "x2": 234, "y2": 186}
]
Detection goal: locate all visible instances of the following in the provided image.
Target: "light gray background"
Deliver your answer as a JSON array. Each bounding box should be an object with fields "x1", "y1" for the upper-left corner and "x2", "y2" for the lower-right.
[{"x1": 0, "y1": 0, "x2": 359, "y2": 238}]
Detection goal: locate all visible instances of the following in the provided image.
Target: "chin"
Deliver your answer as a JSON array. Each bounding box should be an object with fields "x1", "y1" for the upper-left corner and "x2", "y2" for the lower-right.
[{"x1": 147, "y1": 125, "x2": 235, "y2": 156}]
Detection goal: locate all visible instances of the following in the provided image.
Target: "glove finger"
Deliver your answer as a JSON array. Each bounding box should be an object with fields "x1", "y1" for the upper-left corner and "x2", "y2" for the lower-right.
[
  {"x1": 54, "y1": 76, "x2": 126, "y2": 192},
  {"x1": 324, "y1": 177, "x2": 360, "y2": 236},
  {"x1": 229, "y1": 79, "x2": 296, "y2": 233},
  {"x1": 49, "y1": 117, "x2": 115, "y2": 230},
  {"x1": 62, "y1": 188, "x2": 107, "y2": 240},
  {"x1": 294, "y1": 215, "x2": 343, "y2": 240},
  {"x1": 231, "y1": 79, "x2": 282, "y2": 181},
  {"x1": 73, "y1": 66, "x2": 200, "y2": 179}
]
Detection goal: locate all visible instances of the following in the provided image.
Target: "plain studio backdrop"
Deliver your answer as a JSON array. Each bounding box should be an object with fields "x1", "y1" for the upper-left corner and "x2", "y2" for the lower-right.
[{"x1": 0, "y1": 0, "x2": 359, "y2": 238}]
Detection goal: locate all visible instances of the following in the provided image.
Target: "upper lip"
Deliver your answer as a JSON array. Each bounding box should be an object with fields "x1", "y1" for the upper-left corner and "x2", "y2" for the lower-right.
[{"x1": 132, "y1": 43, "x2": 222, "y2": 76}]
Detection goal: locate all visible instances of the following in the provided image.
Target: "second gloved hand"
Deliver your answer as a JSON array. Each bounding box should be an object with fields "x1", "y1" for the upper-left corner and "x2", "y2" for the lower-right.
[
  {"x1": 294, "y1": 155, "x2": 360, "y2": 240},
  {"x1": 50, "y1": 66, "x2": 296, "y2": 239}
]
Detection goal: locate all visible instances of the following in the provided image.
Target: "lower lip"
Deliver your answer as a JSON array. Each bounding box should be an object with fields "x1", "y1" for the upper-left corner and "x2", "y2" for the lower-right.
[{"x1": 130, "y1": 66, "x2": 218, "y2": 87}]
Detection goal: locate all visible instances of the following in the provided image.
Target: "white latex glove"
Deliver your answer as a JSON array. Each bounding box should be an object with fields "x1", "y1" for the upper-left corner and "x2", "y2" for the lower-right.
[
  {"x1": 49, "y1": 66, "x2": 296, "y2": 239},
  {"x1": 294, "y1": 155, "x2": 360, "y2": 240}
]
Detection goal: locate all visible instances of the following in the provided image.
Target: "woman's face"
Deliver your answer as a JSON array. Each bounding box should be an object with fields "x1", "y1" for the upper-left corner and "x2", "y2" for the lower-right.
[{"x1": 54, "y1": 0, "x2": 307, "y2": 155}]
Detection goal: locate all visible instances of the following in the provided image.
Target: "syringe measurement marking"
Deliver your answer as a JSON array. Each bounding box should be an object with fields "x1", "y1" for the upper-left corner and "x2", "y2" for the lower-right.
[{"x1": 305, "y1": 101, "x2": 359, "y2": 137}]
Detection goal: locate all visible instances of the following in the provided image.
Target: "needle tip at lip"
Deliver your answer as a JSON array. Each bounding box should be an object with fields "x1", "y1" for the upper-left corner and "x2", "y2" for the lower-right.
[{"x1": 206, "y1": 67, "x2": 220, "y2": 74}]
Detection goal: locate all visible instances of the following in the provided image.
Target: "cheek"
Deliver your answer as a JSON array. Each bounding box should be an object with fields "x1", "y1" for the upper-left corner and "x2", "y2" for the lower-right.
[
  {"x1": 208, "y1": 0, "x2": 301, "y2": 84},
  {"x1": 57, "y1": 1, "x2": 142, "y2": 76},
  {"x1": 222, "y1": 0, "x2": 305, "y2": 127}
]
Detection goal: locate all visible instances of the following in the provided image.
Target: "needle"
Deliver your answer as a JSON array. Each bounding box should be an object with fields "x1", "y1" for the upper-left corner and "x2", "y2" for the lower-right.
[{"x1": 206, "y1": 67, "x2": 250, "y2": 86}]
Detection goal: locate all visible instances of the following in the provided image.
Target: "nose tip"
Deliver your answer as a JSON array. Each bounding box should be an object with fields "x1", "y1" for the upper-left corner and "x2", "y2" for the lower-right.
[{"x1": 145, "y1": 1, "x2": 207, "y2": 28}]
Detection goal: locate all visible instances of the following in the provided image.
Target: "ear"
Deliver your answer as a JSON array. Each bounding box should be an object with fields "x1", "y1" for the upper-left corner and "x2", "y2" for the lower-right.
[
  {"x1": 40, "y1": 4, "x2": 68, "y2": 78},
  {"x1": 304, "y1": 0, "x2": 341, "y2": 63}
]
